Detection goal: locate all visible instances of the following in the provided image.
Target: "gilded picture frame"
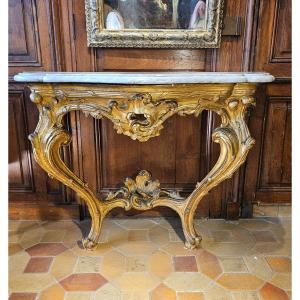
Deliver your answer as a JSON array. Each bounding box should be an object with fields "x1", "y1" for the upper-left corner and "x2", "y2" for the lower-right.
[{"x1": 85, "y1": 0, "x2": 224, "y2": 48}]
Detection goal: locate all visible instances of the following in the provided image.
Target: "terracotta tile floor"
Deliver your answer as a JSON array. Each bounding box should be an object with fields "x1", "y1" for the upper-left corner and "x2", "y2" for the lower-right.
[{"x1": 9, "y1": 217, "x2": 291, "y2": 300}]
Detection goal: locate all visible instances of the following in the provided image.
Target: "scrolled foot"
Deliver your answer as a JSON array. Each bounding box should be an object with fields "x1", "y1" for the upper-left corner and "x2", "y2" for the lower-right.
[
  {"x1": 82, "y1": 237, "x2": 99, "y2": 250},
  {"x1": 184, "y1": 236, "x2": 202, "y2": 250}
]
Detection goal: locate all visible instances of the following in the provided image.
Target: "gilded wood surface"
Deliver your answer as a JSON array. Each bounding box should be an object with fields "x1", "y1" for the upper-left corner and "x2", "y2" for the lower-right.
[
  {"x1": 28, "y1": 82, "x2": 257, "y2": 249},
  {"x1": 105, "y1": 170, "x2": 184, "y2": 210}
]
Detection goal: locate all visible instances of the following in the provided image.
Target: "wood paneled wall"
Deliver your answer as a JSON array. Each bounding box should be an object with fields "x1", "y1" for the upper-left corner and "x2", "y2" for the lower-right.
[
  {"x1": 8, "y1": 0, "x2": 291, "y2": 220},
  {"x1": 242, "y1": 0, "x2": 291, "y2": 215}
]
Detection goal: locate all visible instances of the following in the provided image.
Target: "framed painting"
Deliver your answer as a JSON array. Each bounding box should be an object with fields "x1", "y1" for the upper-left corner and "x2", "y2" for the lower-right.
[{"x1": 85, "y1": 0, "x2": 224, "y2": 48}]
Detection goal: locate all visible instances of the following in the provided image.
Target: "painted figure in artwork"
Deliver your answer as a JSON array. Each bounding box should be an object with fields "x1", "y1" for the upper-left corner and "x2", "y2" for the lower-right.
[
  {"x1": 104, "y1": 0, "x2": 206, "y2": 30},
  {"x1": 177, "y1": 0, "x2": 206, "y2": 29}
]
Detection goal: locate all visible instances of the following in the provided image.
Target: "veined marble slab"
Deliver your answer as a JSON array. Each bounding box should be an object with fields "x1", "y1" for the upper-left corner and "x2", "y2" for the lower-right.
[{"x1": 14, "y1": 72, "x2": 274, "y2": 84}]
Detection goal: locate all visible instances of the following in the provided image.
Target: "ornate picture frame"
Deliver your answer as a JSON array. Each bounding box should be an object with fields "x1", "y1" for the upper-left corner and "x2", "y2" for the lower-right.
[{"x1": 85, "y1": 0, "x2": 224, "y2": 48}]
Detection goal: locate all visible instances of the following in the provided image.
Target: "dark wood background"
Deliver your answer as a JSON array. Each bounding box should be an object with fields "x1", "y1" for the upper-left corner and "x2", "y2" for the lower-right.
[{"x1": 8, "y1": 0, "x2": 291, "y2": 220}]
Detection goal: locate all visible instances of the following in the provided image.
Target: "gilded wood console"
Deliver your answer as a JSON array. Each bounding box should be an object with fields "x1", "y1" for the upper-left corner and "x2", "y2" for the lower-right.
[{"x1": 14, "y1": 72, "x2": 274, "y2": 250}]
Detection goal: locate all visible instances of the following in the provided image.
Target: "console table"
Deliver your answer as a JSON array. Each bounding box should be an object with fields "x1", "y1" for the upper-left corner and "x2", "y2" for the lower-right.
[{"x1": 14, "y1": 72, "x2": 274, "y2": 250}]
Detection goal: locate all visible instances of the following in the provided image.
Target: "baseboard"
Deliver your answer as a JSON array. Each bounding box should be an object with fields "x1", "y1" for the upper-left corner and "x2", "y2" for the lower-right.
[
  {"x1": 9, "y1": 202, "x2": 80, "y2": 220},
  {"x1": 253, "y1": 204, "x2": 291, "y2": 217}
]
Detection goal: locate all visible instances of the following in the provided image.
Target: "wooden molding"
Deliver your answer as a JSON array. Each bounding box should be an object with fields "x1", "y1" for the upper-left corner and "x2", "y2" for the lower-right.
[{"x1": 9, "y1": 203, "x2": 80, "y2": 220}]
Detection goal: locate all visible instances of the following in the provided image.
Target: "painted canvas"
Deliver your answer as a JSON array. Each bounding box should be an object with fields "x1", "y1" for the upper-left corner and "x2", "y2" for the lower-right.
[{"x1": 103, "y1": 0, "x2": 207, "y2": 30}]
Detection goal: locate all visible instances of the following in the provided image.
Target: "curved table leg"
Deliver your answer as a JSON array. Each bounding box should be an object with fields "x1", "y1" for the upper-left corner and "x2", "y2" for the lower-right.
[
  {"x1": 28, "y1": 93, "x2": 108, "y2": 250},
  {"x1": 180, "y1": 99, "x2": 255, "y2": 249},
  {"x1": 30, "y1": 126, "x2": 105, "y2": 249}
]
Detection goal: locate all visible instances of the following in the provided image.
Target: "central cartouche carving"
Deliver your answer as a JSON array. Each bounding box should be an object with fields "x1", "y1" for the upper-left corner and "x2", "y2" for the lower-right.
[
  {"x1": 108, "y1": 93, "x2": 178, "y2": 142},
  {"x1": 105, "y1": 170, "x2": 183, "y2": 210}
]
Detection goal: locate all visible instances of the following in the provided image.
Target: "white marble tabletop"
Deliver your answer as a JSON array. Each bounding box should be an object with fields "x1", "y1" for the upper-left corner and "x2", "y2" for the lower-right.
[{"x1": 14, "y1": 72, "x2": 274, "y2": 84}]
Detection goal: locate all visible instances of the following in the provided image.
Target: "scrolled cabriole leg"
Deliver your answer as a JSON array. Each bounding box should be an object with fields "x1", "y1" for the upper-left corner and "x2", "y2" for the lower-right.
[
  {"x1": 82, "y1": 212, "x2": 104, "y2": 250},
  {"x1": 180, "y1": 87, "x2": 256, "y2": 248},
  {"x1": 28, "y1": 91, "x2": 105, "y2": 250},
  {"x1": 180, "y1": 126, "x2": 241, "y2": 249},
  {"x1": 179, "y1": 207, "x2": 202, "y2": 249}
]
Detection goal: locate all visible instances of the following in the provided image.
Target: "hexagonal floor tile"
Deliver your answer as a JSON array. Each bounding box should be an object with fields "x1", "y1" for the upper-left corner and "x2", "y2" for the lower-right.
[
  {"x1": 173, "y1": 256, "x2": 198, "y2": 272},
  {"x1": 9, "y1": 244, "x2": 23, "y2": 256},
  {"x1": 217, "y1": 273, "x2": 264, "y2": 290},
  {"x1": 265, "y1": 257, "x2": 291, "y2": 273},
  {"x1": 177, "y1": 292, "x2": 205, "y2": 300},
  {"x1": 9, "y1": 273, "x2": 55, "y2": 293},
  {"x1": 196, "y1": 250, "x2": 222, "y2": 279},
  {"x1": 26, "y1": 243, "x2": 67, "y2": 257},
  {"x1": 219, "y1": 257, "x2": 248, "y2": 273},
  {"x1": 99, "y1": 250, "x2": 126, "y2": 279},
  {"x1": 50, "y1": 250, "x2": 78, "y2": 280},
  {"x1": 115, "y1": 219, "x2": 156, "y2": 230},
  {"x1": 117, "y1": 241, "x2": 158, "y2": 256},
  {"x1": 24, "y1": 257, "x2": 53, "y2": 273},
  {"x1": 113, "y1": 273, "x2": 160, "y2": 292},
  {"x1": 164, "y1": 273, "x2": 212, "y2": 292},
  {"x1": 149, "y1": 226, "x2": 170, "y2": 246},
  {"x1": 259, "y1": 282, "x2": 289, "y2": 300},
  {"x1": 149, "y1": 250, "x2": 173, "y2": 279},
  {"x1": 150, "y1": 283, "x2": 176, "y2": 300},
  {"x1": 59, "y1": 273, "x2": 107, "y2": 291},
  {"x1": 39, "y1": 284, "x2": 65, "y2": 300},
  {"x1": 75, "y1": 257, "x2": 102, "y2": 273},
  {"x1": 9, "y1": 293, "x2": 37, "y2": 300},
  {"x1": 128, "y1": 230, "x2": 149, "y2": 242},
  {"x1": 126, "y1": 256, "x2": 147, "y2": 272}
]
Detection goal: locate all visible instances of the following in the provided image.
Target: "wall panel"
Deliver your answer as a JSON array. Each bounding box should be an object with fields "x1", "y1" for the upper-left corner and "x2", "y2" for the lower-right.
[
  {"x1": 8, "y1": 89, "x2": 34, "y2": 192},
  {"x1": 9, "y1": 0, "x2": 292, "y2": 219},
  {"x1": 242, "y1": 0, "x2": 291, "y2": 214}
]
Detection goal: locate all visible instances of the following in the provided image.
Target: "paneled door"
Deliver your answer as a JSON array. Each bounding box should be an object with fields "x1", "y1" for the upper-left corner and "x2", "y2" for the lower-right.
[{"x1": 242, "y1": 0, "x2": 291, "y2": 215}]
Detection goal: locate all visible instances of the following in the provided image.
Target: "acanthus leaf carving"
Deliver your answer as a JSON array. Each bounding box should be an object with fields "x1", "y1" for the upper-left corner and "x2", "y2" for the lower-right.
[{"x1": 105, "y1": 170, "x2": 183, "y2": 210}]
